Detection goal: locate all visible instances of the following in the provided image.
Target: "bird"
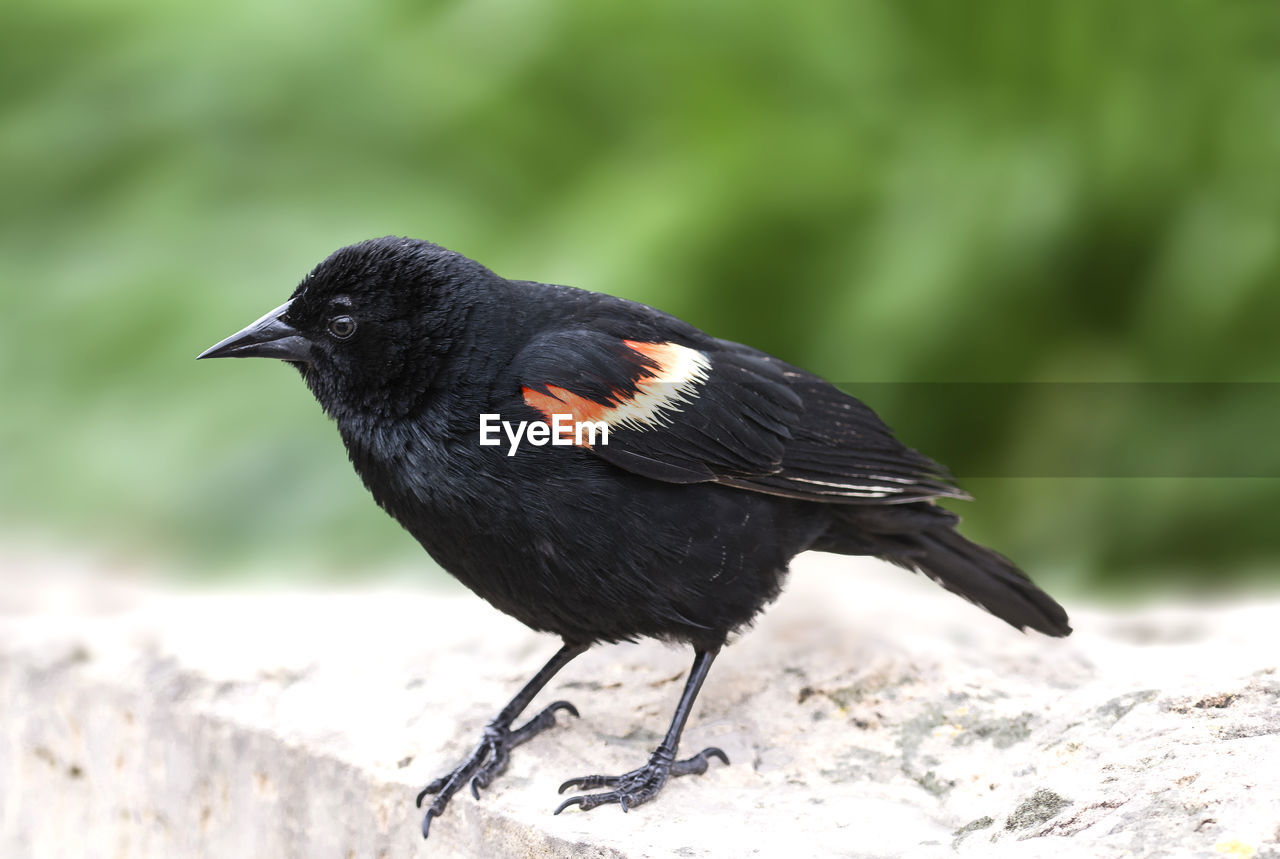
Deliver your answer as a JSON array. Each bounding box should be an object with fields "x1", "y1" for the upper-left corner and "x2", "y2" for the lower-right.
[{"x1": 198, "y1": 236, "x2": 1070, "y2": 839}]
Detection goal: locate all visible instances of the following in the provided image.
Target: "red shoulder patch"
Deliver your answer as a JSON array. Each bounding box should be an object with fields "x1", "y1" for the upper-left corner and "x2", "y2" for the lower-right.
[
  {"x1": 522, "y1": 341, "x2": 711, "y2": 437},
  {"x1": 522, "y1": 385, "x2": 611, "y2": 427}
]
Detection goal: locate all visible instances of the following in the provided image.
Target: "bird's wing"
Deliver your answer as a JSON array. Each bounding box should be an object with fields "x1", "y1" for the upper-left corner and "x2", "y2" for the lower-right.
[{"x1": 512, "y1": 329, "x2": 966, "y2": 503}]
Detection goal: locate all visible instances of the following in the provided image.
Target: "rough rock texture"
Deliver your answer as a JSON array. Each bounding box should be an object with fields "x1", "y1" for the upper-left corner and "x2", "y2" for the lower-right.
[{"x1": 2, "y1": 552, "x2": 1278, "y2": 858}]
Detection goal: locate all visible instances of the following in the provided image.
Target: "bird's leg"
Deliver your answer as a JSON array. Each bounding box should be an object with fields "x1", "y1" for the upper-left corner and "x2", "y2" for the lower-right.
[
  {"x1": 554, "y1": 647, "x2": 728, "y2": 815},
  {"x1": 417, "y1": 641, "x2": 586, "y2": 838}
]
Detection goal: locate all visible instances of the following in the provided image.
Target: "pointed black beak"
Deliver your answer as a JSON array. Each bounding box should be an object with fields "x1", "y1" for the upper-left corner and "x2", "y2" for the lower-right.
[{"x1": 197, "y1": 301, "x2": 312, "y2": 362}]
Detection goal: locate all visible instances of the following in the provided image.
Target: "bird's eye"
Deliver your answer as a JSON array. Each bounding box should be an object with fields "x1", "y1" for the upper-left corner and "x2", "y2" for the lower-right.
[{"x1": 328, "y1": 316, "x2": 357, "y2": 340}]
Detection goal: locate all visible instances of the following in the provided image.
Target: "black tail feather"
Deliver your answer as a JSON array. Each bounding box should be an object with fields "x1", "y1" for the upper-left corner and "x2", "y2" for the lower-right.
[
  {"x1": 888, "y1": 526, "x2": 1071, "y2": 637},
  {"x1": 817, "y1": 505, "x2": 1071, "y2": 637}
]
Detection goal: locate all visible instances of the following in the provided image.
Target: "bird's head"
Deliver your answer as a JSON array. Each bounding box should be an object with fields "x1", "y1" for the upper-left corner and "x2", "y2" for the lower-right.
[{"x1": 198, "y1": 237, "x2": 493, "y2": 421}]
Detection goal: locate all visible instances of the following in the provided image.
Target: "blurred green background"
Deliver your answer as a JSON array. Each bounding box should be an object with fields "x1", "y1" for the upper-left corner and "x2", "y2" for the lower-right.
[{"x1": 2, "y1": 0, "x2": 1278, "y2": 597}]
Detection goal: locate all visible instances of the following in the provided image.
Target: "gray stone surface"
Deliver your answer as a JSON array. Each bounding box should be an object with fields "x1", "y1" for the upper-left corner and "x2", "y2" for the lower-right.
[{"x1": 2, "y1": 551, "x2": 1279, "y2": 858}]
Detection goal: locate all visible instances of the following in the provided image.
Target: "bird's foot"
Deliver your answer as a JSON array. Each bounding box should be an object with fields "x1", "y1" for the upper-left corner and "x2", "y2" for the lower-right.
[
  {"x1": 417, "y1": 700, "x2": 578, "y2": 838},
  {"x1": 553, "y1": 746, "x2": 728, "y2": 814}
]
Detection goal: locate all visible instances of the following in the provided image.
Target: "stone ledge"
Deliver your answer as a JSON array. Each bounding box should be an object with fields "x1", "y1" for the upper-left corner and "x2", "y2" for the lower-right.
[{"x1": 2, "y1": 554, "x2": 1279, "y2": 858}]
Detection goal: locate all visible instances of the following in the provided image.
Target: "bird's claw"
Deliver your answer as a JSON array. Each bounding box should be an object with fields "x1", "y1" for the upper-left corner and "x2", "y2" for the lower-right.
[
  {"x1": 553, "y1": 746, "x2": 728, "y2": 815},
  {"x1": 417, "y1": 700, "x2": 580, "y2": 838},
  {"x1": 418, "y1": 774, "x2": 448, "y2": 799}
]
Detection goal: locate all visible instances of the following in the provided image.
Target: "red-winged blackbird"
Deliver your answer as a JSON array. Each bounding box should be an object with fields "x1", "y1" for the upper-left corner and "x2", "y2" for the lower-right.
[{"x1": 199, "y1": 237, "x2": 1070, "y2": 838}]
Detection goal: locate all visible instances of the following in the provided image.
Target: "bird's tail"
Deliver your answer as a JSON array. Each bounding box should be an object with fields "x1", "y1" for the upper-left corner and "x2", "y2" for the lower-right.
[{"x1": 818, "y1": 505, "x2": 1071, "y2": 637}]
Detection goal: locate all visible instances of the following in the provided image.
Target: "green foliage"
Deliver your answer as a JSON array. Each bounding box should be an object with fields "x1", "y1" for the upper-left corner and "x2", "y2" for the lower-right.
[{"x1": 2, "y1": 0, "x2": 1277, "y2": 592}]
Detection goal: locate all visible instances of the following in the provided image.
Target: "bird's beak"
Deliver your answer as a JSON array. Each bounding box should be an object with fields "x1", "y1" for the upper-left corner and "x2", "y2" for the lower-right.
[{"x1": 197, "y1": 301, "x2": 312, "y2": 362}]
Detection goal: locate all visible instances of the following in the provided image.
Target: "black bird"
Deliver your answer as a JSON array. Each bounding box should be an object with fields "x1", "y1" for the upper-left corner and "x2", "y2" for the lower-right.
[{"x1": 199, "y1": 237, "x2": 1070, "y2": 838}]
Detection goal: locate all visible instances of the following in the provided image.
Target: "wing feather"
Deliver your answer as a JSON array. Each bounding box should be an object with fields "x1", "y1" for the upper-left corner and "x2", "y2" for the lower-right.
[{"x1": 513, "y1": 329, "x2": 966, "y2": 504}]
